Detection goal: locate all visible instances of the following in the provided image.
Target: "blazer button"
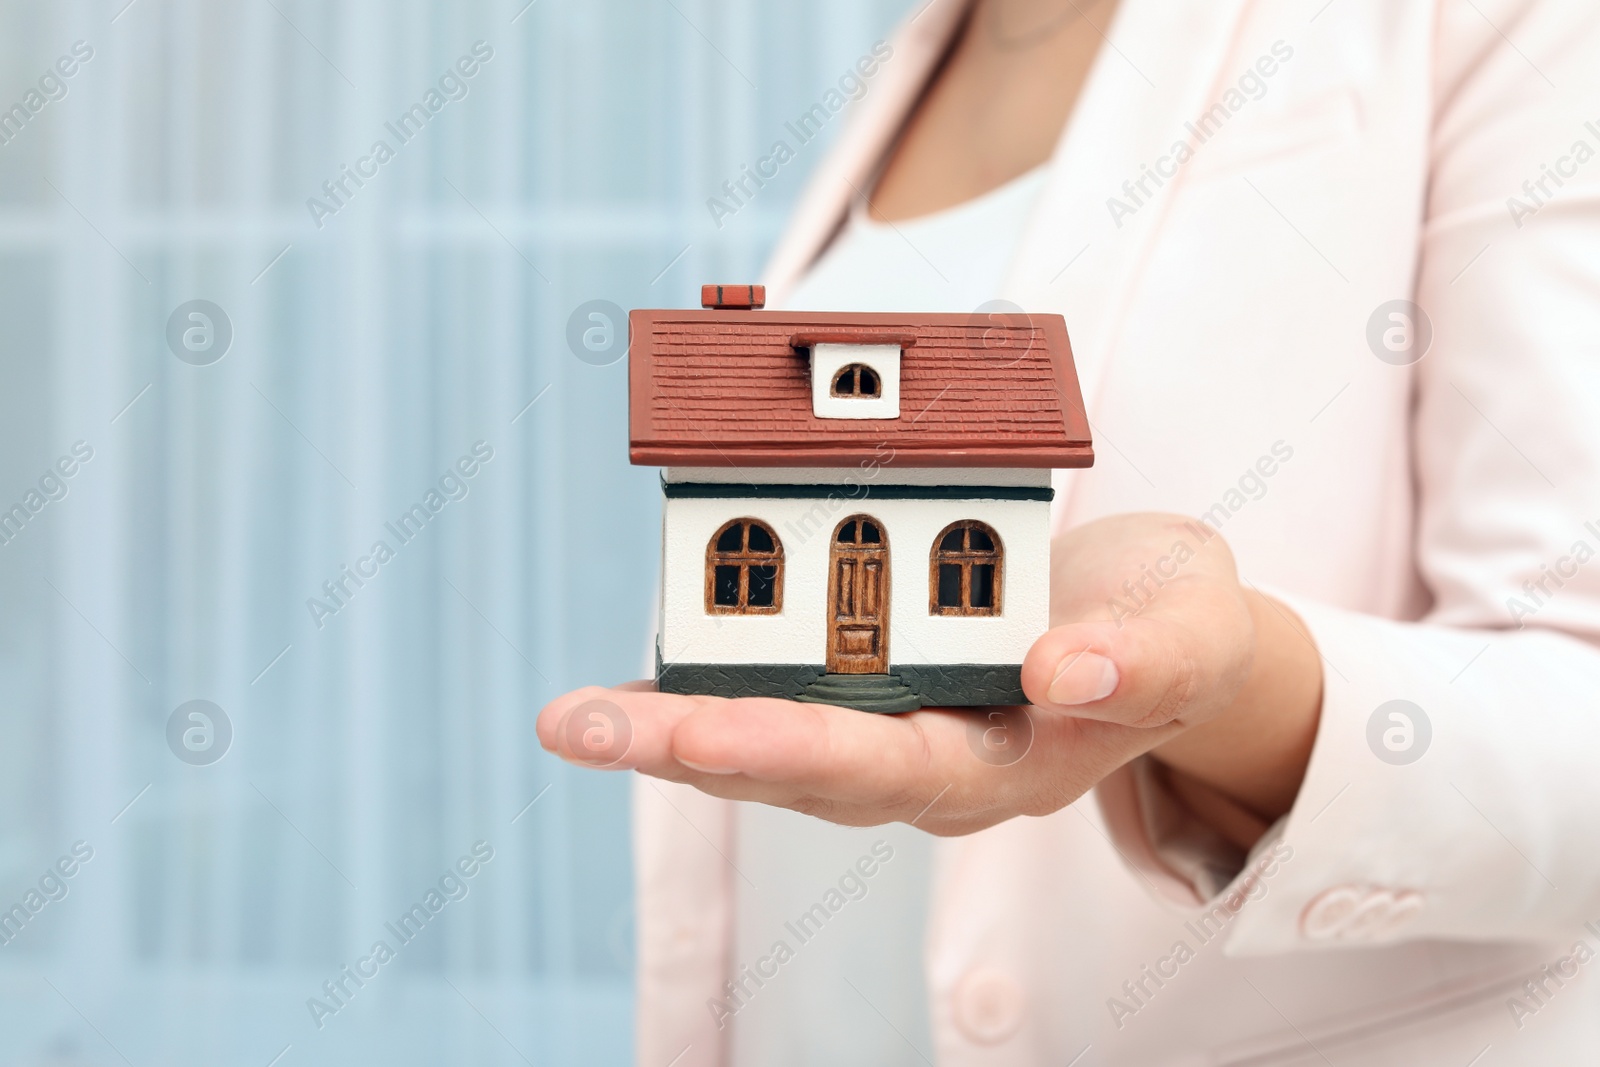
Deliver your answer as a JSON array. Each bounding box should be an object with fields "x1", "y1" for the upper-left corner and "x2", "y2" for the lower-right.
[
  {"x1": 1300, "y1": 885, "x2": 1364, "y2": 940},
  {"x1": 953, "y1": 967, "x2": 1026, "y2": 1045},
  {"x1": 1300, "y1": 886, "x2": 1427, "y2": 942}
]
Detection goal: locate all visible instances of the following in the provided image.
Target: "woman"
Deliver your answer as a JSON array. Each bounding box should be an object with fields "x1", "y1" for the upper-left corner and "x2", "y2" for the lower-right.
[{"x1": 542, "y1": 0, "x2": 1600, "y2": 1062}]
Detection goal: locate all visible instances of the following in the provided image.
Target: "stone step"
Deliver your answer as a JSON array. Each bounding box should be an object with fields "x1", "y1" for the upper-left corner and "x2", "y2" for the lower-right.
[{"x1": 794, "y1": 673, "x2": 921, "y2": 714}]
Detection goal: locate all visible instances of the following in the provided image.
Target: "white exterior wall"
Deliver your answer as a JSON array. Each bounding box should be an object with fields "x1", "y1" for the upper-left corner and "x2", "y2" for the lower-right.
[{"x1": 659, "y1": 475, "x2": 1050, "y2": 667}]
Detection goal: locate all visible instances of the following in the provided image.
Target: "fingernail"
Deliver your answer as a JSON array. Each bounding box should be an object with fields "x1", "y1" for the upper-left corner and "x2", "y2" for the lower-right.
[
  {"x1": 678, "y1": 757, "x2": 739, "y2": 775},
  {"x1": 1047, "y1": 651, "x2": 1119, "y2": 706}
]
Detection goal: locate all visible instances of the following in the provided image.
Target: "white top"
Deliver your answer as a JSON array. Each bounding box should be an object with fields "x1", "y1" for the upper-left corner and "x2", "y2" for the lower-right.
[
  {"x1": 781, "y1": 164, "x2": 1050, "y2": 315},
  {"x1": 732, "y1": 166, "x2": 1049, "y2": 1067}
]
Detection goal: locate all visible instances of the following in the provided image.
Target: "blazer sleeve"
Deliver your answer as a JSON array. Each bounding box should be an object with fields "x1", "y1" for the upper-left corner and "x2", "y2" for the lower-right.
[{"x1": 1097, "y1": 0, "x2": 1600, "y2": 954}]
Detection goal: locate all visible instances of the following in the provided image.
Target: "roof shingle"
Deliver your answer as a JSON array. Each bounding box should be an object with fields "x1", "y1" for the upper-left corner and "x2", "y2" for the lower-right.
[{"x1": 628, "y1": 309, "x2": 1093, "y2": 469}]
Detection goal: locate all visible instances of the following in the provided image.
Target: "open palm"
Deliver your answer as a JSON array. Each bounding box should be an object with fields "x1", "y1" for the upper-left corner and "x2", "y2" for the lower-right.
[{"x1": 537, "y1": 514, "x2": 1264, "y2": 836}]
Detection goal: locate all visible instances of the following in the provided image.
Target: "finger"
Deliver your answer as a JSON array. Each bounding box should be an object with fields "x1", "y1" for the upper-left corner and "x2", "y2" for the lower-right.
[
  {"x1": 537, "y1": 684, "x2": 702, "y2": 773},
  {"x1": 538, "y1": 685, "x2": 956, "y2": 821},
  {"x1": 537, "y1": 685, "x2": 890, "y2": 792},
  {"x1": 534, "y1": 680, "x2": 652, "y2": 748},
  {"x1": 1021, "y1": 608, "x2": 1253, "y2": 729},
  {"x1": 669, "y1": 697, "x2": 951, "y2": 806}
]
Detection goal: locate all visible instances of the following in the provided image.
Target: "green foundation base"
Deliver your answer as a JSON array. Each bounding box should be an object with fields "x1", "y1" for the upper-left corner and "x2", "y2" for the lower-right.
[
  {"x1": 655, "y1": 647, "x2": 1027, "y2": 712},
  {"x1": 793, "y1": 673, "x2": 922, "y2": 714}
]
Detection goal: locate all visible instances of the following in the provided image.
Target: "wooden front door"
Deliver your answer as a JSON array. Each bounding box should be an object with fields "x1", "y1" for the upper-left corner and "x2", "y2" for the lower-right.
[{"x1": 827, "y1": 515, "x2": 889, "y2": 674}]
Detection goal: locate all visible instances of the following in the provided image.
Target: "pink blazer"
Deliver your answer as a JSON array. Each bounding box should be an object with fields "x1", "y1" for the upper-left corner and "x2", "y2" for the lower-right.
[{"x1": 634, "y1": 0, "x2": 1600, "y2": 1062}]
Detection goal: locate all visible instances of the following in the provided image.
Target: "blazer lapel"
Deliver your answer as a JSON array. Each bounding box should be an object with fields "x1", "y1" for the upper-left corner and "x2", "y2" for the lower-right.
[{"x1": 997, "y1": 0, "x2": 1259, "y2": 517}]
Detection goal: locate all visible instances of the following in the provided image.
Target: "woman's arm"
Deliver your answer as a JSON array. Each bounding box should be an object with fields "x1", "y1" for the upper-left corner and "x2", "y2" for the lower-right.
[{"x1": 1098, "y1": 0, "x2": 1600, "y2": 946}]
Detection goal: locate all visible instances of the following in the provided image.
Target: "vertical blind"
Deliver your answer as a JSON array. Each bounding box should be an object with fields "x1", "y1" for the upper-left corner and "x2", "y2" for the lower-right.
[{"x1": 0, "y1": 1, "x2": 908, "y2": 1063}]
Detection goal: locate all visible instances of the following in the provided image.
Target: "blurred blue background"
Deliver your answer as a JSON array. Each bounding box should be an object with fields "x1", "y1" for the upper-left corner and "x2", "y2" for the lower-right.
[{"x1": 0, "y1": 1, "x2": 910, "y2": 1063}]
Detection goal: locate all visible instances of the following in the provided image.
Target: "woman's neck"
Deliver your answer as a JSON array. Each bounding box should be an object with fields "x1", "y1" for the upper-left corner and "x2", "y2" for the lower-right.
[{"x1": 867, "y1": 0, "x2": 1120, "y2": 221}]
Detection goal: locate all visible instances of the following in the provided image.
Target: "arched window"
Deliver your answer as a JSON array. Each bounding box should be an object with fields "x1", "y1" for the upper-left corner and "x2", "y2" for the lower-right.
[
  {"x1": 930, "y1": 521, "x2": 1002, "y2": 616},
  {"x1": 836, "y1": 517, "x2": 882, "y2": 545},
  {"x1": 706, "y1": 518, "x2": 783, "y2": 614},
  {"x1": 830, "y1": 363, "x2": 882, "y2": 398}
]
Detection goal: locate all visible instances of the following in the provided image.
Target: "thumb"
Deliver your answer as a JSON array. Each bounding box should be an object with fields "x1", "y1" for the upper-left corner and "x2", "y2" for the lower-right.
[{"x1": 1021, "y1": 609, "x2": 1252, "y2": 729}]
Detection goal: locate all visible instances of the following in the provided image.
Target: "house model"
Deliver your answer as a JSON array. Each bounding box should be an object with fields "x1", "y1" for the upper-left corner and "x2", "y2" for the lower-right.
[{"x1": 628, "y1": 284, "x2": 1094, "y2": 713}]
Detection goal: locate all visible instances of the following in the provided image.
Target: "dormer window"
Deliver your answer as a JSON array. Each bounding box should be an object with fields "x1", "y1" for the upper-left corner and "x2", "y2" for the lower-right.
[
  {"x1": 808, "y1": 343, "x2": 901, "y2": 419},
  {"x1": 831, "y1": 364, "x2": 881, "y2": 398}
]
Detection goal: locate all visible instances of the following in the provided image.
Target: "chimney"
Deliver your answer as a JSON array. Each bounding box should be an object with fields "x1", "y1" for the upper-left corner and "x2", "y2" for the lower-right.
[{"x1": 701, "y1": 284, "x2": 766, "y2": 310}]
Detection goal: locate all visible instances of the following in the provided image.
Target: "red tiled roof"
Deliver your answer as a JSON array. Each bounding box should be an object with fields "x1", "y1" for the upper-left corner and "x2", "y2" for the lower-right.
[{"x1": 628, "y1": 309, "x2": 1093, "y2": 468}]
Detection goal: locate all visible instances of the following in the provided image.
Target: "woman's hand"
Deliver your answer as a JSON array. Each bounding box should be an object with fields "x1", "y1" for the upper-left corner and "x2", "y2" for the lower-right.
[{"x1": 536, "y1": 513, "x2": 1323, "y2": 842}]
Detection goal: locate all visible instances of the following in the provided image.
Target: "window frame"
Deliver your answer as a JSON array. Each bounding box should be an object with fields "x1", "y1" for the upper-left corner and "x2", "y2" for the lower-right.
[
  {"x1": 705, "y1": 518, "x2": 784, "y2": 615},
  {"x1": 829, "y1": 363, "x2": 882, "y2": 399},
  {"x1": 929, "y1": 520, "x2": 1003, "y2": 617}
]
